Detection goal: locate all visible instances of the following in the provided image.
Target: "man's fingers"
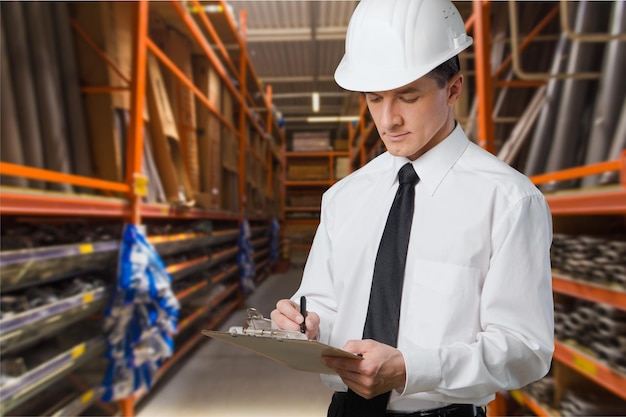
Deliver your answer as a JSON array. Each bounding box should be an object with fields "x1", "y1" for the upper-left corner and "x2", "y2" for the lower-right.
[{"x1": 271, "y1": 298, "x2": 311, "y2": 333}]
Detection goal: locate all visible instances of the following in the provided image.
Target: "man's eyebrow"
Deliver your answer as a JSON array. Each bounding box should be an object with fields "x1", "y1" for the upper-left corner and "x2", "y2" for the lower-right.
[
  {"x1": 395, "y1": 87, "x2": 419, "y2": 95},
  {"x1": 364, "y1": 87, "x2": 419, "y2": 96}
]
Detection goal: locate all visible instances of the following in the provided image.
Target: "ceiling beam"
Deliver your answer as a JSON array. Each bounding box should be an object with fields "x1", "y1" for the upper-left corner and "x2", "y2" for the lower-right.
[
  {"x1": 244, "y1": 26, "x2": 347, "y2": 43},
  {"x1": 272, "y1": 92, "x2": 350, "y2": 99}
]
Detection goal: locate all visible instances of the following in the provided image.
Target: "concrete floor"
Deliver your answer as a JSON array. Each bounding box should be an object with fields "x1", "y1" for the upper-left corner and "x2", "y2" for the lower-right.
[{"x1": 137, "y1": 264, "x2": 333, "y2": 417}]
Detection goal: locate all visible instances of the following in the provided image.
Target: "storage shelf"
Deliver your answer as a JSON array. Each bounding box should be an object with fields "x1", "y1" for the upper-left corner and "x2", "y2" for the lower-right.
[
  {"x1": 510, "y1": 390, "x2": 553, "y2": 417},
  {"x1": 141, "y1": 205, "x2": 240, "y2": 220},
  {"x1": 210, "y1": 264, "x2": 239, "y2": 285},
  {"x1": 207, "y1": 247, "x2": 238, "y2": 269},
  {"x1": 0, "y1": 189, "x2": 251, "y2": 220},
  {"x1": 0, "y1": 287, "x2": 107, "y2": 354},
  {"x1": 177, "y1": 306, "x2": 209, "y2": 334},
  {"x1": 50, "y1": 386, "x2": 105, "y2": 417},
  {"x1": 206, "y1": 299, "x2": 240, "y2": 329},
  {"x1": 167, "y1": 256, "x2": 211, "y2": 280},
  {"x1": 251, "y1": 237, "x2": 270, "y2": 248},
  {"x1": 255, "y1": 259, "x2": 269, "y2": 273},
  {"x1": 208, "y1": 229, "x2": 239, "y2": 245},
  {"x1": 253, "y1": 248, "x2": 269, "y2": 261},
  {"x1": 286, "y1": 151, "x2": 350, "y2": 158},
  {"x1": 285, "y1": 180, "x2": 334, "y2": 187},
  {"x1": 554, "y1": 340, "x2": 626, "y2": 401},
  {"x1": 207, "y1": 283, "x2": 239, "y2": 309},
  {"x1": 553, "y1": 273, "x2": 626, "y2": 311},
  {"x1": 285, "y1": 206, "x2": 321, "y2": 212},
  {"x1": 149, "y1": 233, "x2": 210, "y2": 257},
  {"x1": 0, "y1": 189, "x2": 128, "y2": 217},
  {"x1": 0, "y1": 337, "x2": 106, "y2": 415},
  {"x1": 0, "y1": 241, "x2": 118, "y2": 291},
  {"x1": 291, "y1": 244, "x2": 313, "y2": 250},
  {"x1": 175, "y1": 281, "x2": 209, "y2": 303}
]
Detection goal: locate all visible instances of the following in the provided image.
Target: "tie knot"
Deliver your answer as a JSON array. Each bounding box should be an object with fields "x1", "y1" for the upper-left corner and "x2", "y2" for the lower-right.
[{"x1": 398, "y1": 163, "x2": 419, "y2": 186}]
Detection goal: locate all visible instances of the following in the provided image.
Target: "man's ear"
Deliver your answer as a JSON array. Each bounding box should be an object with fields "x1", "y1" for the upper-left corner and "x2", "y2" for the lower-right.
[{"x1": 447, "y1": 74, "x2": 463, "y2": 105}]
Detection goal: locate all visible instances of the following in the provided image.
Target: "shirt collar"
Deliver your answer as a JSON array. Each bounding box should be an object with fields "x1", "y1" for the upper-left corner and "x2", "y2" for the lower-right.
[{"x1": 389, "y1": 123, "x2": 469, "y2": 196}]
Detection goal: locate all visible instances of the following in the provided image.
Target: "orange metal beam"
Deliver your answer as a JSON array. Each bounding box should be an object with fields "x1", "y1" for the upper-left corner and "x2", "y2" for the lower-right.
[
  {"x1": 168, "y1": 0, "x2": 265, "y2": 141},
  {"x1": 146, "y1": 39, "x2": 237, "y2": 134},
  {"x1": 190, "y1": 0, "x2": 239, "y2": 78},
  {"x1": 473, "y1": 0, "x2": 495, "y2": 154},
  {"x1": 530, "y1": 160, "x2": 621, "y2": 185},
  {"x1": 0, "y1": 192, "x2": 128, "y2": 217},
  {"x1": 553, "y1": 274, "x2": 626, "y2": 311},
  {"x1": 0, "y1": 162, "x2": 129, "y2": 193},
  {"x1": 544, "y1": 190, "x2": 626, "y2": 215},
  {"x1": 70, "y1": 19, "x2": 131, "y2": 85},
  {"x1": 238, "y1": 9, "x2": 249, "y2": 214}
]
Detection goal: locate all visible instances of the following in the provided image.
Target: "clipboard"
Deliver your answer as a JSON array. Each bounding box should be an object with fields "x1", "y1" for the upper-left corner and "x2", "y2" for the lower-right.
[{"x1": 201, "y1": 308, "x2": 362, "y2": 374}]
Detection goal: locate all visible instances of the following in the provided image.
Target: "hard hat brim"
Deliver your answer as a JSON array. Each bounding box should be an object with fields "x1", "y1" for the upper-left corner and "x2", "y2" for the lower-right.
[{"x1": 334, "y1": 37, "x2": 473, "y2": 93}]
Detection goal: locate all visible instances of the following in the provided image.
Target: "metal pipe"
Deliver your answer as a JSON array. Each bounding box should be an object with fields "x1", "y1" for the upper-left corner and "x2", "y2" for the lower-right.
[{"x1": 560, "y1": 0, "x2": 626, "y2": 42}]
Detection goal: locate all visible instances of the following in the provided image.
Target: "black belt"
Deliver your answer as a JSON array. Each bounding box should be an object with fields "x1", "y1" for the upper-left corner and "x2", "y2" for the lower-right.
[
  {"x1": 329, "y1": 393, "x2": 482, "y2": 417},
  {"x1": 385, "y1": 403, "x2": 479, "y2": 417}
]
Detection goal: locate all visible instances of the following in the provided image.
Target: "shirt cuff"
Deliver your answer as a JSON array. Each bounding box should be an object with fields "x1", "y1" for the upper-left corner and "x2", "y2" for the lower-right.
[{"x1": 397, "y1": 346, "x2": 442, "y2": 396}]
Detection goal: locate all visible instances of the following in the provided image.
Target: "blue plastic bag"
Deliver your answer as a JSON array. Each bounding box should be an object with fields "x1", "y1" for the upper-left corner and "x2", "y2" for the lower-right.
[{"x1": 102, "y1": 224, "x2": 179, "y2": 401}]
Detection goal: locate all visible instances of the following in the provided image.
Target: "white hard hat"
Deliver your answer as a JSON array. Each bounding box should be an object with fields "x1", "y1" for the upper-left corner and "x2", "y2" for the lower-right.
[{"x1": 334, "y1": 0, "x2": 473, "y2": 92}]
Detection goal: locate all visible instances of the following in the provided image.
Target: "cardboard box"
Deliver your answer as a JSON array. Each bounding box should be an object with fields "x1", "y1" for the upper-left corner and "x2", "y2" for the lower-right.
[
  {"x1": 334, "y1": 138, "x2": 349, "y2": 151},
  {"x1": 287, "y1": 163, "x2": 329, "y2": 180},
  {"x1": 292, "y1": 131, "x2": 331, "y2": 152}
]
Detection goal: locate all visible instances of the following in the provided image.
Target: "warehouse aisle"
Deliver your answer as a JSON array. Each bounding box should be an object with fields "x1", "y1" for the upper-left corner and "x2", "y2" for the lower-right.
[{"x1": 137, "y1": 264, "x2": 334, "y2": 417}]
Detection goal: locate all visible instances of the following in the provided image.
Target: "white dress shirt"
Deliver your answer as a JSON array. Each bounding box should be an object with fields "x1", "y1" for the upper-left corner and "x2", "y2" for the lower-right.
[{"x1": 291, "y1": 124, "x2": 554, "y2": 412}]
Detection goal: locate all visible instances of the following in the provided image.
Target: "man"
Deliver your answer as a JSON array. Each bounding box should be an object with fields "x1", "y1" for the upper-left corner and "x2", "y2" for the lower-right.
[{"x1": 271, "y1": 1, "x2": 554, "y2": 416}]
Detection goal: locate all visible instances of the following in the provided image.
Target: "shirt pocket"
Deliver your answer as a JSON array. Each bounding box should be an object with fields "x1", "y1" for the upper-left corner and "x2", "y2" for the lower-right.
[{"x1": 400, "y1": 259, "x2": 481, "y2": 347}]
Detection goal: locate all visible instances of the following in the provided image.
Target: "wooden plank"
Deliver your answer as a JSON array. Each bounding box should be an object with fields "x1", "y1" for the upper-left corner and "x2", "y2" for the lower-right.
[
  {"x1": 145, "y1": 54, "x2": 188, "y2": 205},
  {"x1": 165, "y1": 28, "x2": 200, "y2": 193},
  {"x1": 193, "y1": 56, "x2": 222, "y2": 210}
]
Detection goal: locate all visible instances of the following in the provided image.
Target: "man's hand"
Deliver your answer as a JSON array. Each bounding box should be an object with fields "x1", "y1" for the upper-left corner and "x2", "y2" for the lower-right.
[
  {"x1": 271, "y1": 299, "x2": 320, "y2": 340},
  {"x1": 323, "y1": 339, "x2": 406, "y2": 399}
]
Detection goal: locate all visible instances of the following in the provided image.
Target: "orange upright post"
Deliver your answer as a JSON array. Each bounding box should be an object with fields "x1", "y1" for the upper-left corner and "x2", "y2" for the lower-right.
[
  {"x1": 238, "y1": 9, "x2": 249, "y2": 215},
  {"x1": 472, "y1": 0, "x2": 495, "y2": 154},
  {"x1": 125, "y1": 0, "x2": 149, "y2": 227}
]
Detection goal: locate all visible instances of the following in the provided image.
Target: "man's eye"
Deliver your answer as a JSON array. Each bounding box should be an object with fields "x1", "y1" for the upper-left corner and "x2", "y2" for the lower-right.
[
  {"x1": 367, "y1": 96, "x2": 382, "y2": 103},
  {"x1": 400, "y1": 96, "x2": 419, "y2": 103}
]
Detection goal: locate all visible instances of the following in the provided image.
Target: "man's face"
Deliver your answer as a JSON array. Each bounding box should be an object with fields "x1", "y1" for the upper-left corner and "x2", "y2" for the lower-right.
[{"x1": 364, "y1": 74, "x2": 462, "y2": 161}]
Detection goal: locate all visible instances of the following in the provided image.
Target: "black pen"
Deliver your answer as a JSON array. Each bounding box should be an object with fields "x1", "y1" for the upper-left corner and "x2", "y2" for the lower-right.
[{"x1": 300, "y1": 296, "x2": 307, "y2": 334}]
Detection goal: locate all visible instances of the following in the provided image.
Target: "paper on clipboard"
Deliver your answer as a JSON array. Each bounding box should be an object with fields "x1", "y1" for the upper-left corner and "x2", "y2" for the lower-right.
[{"x1": 201, "y1": 309, "x2": 362, "y2": 374}]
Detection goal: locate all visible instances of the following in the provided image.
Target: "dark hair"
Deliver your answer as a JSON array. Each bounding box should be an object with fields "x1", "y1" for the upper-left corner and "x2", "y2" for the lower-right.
[{"x1": 427, "y1": 55, "x2": 461, "y2": 88}]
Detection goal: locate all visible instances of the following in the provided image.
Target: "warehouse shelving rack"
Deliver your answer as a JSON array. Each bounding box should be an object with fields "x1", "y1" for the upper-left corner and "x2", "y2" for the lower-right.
[
  {"x1": 282, "y1": 147, "x2": 351, "y2": 261},
  {"x1": 506, "y1": 154, "x2": 626, "y2": 414},
  {"x1": 0, "y1": 1, "x2": 284, "y2": 416}
]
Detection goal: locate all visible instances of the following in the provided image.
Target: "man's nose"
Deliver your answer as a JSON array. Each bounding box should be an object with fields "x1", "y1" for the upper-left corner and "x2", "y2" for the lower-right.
[{"x1": 380, "y1": 101, "x2": 402, "y2": 129}]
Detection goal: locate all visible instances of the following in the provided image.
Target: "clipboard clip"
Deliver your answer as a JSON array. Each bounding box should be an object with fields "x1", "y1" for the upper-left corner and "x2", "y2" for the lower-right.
[
  {"x1": 230, "y1": 308, "x2": 307, "y2": 340},
  {"x1": 243, "y1": 308, "x2": 273, "y2": 331}
]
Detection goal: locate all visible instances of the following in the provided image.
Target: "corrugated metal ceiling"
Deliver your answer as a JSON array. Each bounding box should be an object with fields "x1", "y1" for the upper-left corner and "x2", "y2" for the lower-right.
[{"x1": 227, "y1": 1, "x2": 360, "y2": 141}]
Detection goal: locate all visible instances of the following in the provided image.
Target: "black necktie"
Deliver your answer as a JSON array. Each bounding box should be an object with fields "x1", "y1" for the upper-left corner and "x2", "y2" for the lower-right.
[{"x1": 345, "y1": 162, "x2": 419, "y2": 416}]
